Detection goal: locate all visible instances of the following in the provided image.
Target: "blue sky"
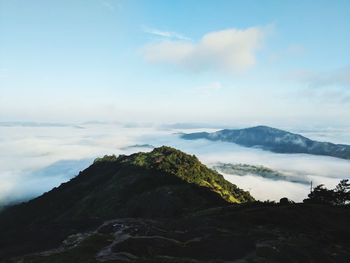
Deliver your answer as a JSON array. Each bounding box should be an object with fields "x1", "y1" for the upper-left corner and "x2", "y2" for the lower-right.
[{"x1": 1, "y1": 0, "x2": 349, "y2": 126}]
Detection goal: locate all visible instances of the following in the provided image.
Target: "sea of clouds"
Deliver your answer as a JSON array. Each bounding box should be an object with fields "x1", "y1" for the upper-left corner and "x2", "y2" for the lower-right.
[{"x1": 0, "y1": 123, "x2": 349, "y2": 206}]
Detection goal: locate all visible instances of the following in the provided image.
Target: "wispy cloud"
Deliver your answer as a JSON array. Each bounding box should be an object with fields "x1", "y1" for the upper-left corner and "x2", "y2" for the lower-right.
[
  {"x1": 142, "y1": 26, "x2": 269, "y2": 73},
  {"x1": 289, "y1": 66, "x2": 350, "y2": 89},
  {"x1": 100, "y1": 0, "x2": 118, "y2": 12},
  {"x1": 298, "y1": 88, "x2": 350, "y2": 105},
  {"x1": 142, "y1": 26, "x2": 190, "y2": 41},
  {"x1": 289, "y1": 66, "x2": 350, "y2": 105}
]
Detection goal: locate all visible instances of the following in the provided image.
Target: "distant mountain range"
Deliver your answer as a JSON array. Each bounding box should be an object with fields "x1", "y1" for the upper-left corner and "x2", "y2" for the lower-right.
[{"x1": 181, "y1": 125, "x2": 350, "y2": 160}]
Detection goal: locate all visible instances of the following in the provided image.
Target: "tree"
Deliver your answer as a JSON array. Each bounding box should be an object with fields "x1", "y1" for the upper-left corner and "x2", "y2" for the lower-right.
[
  {"x1": 304, "y1": 179, "x2": 350, "y2": 205},
  {"x1": 335, "y1": 179, "x2": 350, "y2": 205},
  {"x1": 279, "y1": 197, "x2": 294, "y2": 205},
  {"x1": 305, "y1": 184, "x2": 336, "y2": 205}
]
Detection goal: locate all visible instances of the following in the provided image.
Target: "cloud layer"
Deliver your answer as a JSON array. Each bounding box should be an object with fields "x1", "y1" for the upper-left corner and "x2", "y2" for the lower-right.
[
  {"x1": 143, "y1": 27, "x2": 266, "y2": 73},
  {"x1": 1, "y1": 123, "x2": 349, "y2": 205}
]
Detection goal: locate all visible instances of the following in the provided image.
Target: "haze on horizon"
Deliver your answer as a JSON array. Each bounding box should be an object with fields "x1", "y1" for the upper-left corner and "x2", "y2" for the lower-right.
[{"x1": 0, "y1": 0, "x2": 349, "y2": 127}]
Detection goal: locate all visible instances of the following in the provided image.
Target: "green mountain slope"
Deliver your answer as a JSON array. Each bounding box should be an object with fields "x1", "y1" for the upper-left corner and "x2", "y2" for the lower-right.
[
  {"x1": 0, "y1": 146, "x2": 253, "y2": 260},
  {"x1": 2, "y1": 147, "x2": 349, "y2": 263}
]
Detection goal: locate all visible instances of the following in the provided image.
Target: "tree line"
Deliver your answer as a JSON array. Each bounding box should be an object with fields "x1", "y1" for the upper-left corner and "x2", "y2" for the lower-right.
[{"x1": 303, "y1": 179, "x2": 350, "y2": 205}]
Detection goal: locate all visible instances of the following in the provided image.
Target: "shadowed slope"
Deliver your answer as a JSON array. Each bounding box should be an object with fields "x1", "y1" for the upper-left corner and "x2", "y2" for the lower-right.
[{"x1": 0, "y1": 146, "x2": 253, "y2": 260}]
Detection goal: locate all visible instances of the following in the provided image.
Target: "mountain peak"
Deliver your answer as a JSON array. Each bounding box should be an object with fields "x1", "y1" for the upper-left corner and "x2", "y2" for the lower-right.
[
  {"x1": 93, "y1": 146, "x2": 253, "y2": 204},
  {"x1": 248, "y1": 125, "x2": 279, "y2": 131},
  {"x1": 223, "y1": 125, "x2": 288, "y2": 135}
]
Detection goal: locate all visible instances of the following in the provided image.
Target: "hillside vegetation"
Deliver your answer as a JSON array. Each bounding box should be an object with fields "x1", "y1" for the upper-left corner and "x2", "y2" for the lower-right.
[
  {"x1": 1, "y1": 147, "x2": 349, "y2": 263},
  {"x1": 0, "y1": 146, "x2": 253, "y2": 260}
]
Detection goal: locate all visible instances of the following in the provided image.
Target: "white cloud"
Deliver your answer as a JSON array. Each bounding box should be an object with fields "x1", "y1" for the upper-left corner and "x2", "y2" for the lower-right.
[
  {"x1": 1, "y1": 124, "x2": 350, "y2": 204},
  {"x1": 142, "y1": 26, "x2": 190, "y2": 41},
  {"x1": 143, "y1": 26, "x2": 267, "y2": 73}
]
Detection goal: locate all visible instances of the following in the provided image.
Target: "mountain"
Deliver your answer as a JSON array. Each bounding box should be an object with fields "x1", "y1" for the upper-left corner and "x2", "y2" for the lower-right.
[
  {"x1": 0, "y1": 146, "x2": 252, "y2": 261},
  {"x1": 181, "y1": 125, "x2": 350, "y2": 160},
  {"x1": 1, "y1": 147, "x2": 349, "y2": 263}
]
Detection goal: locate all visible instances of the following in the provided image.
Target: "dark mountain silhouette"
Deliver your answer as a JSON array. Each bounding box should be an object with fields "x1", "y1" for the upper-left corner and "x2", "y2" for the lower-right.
[
  {"x1": 0, "y1": 147, "x2": 349, "y2": 263},
  {"x1": 0, "y1": 146, "x2": 252, "y2": 261},
  {"x1": 182, "y1": 125, "x2": 350, "y2": 160}
]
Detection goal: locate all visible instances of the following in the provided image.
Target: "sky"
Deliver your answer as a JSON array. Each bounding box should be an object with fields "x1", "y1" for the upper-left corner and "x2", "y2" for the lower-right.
[{"x1": 1, "y1": 0, "x2": 350, "y2": 127}]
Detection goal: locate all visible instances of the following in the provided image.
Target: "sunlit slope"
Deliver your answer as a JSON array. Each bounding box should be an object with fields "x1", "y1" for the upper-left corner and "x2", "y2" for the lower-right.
[{"x1": 0, "y1": 146, "x2": 253, "y2": 259}]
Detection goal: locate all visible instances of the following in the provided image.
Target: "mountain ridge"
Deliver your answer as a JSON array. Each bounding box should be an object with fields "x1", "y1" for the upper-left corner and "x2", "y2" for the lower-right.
[
  {"x1": 0, "y1": 146, "x2": 253, "y2": 260},
  {"x1": 181, "y1": 125, "x2": 350, "y2": 160},
  {"x1": 0, "y1": 147, "x2": 349, "y2": 262}
]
